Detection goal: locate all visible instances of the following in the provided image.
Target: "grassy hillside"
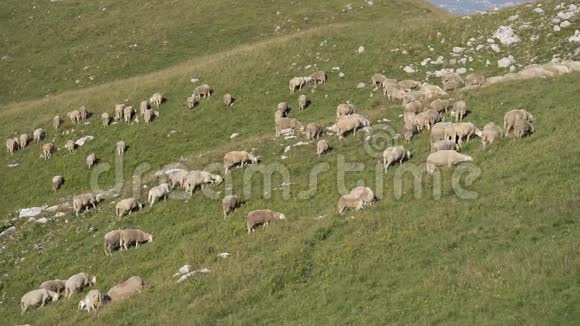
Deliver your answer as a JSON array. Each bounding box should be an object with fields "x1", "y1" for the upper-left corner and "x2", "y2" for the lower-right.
[{"x1": 1, "y1": 0, "x2": 579, "y2": 324}]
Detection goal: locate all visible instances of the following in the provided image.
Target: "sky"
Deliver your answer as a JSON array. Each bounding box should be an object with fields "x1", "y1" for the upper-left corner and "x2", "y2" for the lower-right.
[{"x1": 427, "y1": 0, "x2": 534, "y2": 14}]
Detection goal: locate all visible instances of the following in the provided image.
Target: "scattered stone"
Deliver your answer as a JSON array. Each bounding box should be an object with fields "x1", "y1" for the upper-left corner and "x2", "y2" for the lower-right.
[
  {"x1": 456, "y1": 67, "x2": 467, "y2": 75},
  {"x1": 19, "y1": 207, "x2": 46, "y2": 218},
  {"x1": 560, "y1": 21, "x2": 571, "y2": 29},
  {"x1": 230, "y1": 133, "x2": 239, "y2": 139},
  {"x1": 533, "y1": 8, "x2": 544, "y2": 14},
  {"x1": 338, "y1": 72, "x2": 345, "y2": 78},
  {"x1": 569, "y1": 30, "x2": 580, "y2": 43},
  {"x1": 356, "y1": 82, "x2": 366, "y2": 88},
  {"x1": 357, "y1": 46, "x2": 365, "y2": 54},
  {"x1": 554, "y1": 25, "x2": 561, "y2": 32},
  {"x1": 491, "y1": 44, "x2": 501, "y2": 53},
  {"x1": 217, "y1": 253, "x2": 231, "y2": 258},
  {"x1": 452, "y1": 47, "x2": 464, "y2": 53},
  {"x1": 493, "y1": 26, "x2": 520, "y2": 46},
  {"x1": 403, "y1": 66, "x2": 416, "y2": 73},
  {"x1": 0, "y1": 226, "x2": 16, "y2": 238},
  {"x1": 508, "y1": 15, "x2": 519, "y2": 21},
  {"x1": 74, "y1": 135, "x2": 94, "y2": 147},
  {"x1": 35, "y1": 218, "x2": 49, "y2": 224},
  {"x1": 7, "y1": 163, "x2": 19, "y2": 168},
  {"x1": 498, "y1": 56, "x2": 516, "y2": 68}
]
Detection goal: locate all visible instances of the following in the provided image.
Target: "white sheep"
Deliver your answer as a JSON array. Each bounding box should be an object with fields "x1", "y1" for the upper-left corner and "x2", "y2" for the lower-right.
[
  {"x1": 101, "y1": 112, "x2": 110, "y2": 127},
  {"x1": 431, "y1": 140, "x2": 459, "y2": 152},
  {"x1": 114, "y1": 104, "x2": 125, "y2": 121},
  {"x1": 72, "y1": 193, "x2": 98, "y2": 216},
  {"x1": 349, "y1": 186, "x2": 376, "y2": 206},
  {"x1": 86, "y1": 153, "x2": 97, "y2": 169},
  {"x1": 79, "y1": 106, "x2": 89, "y2": 121},
  {"x1": 139, "y1": 100, "x2": 149, "y2": 115},
  {"x1": 65, "y1": 140, "x2": 75, "y2": 153},
  {"x1": 336, "y1": 114, "x2": 370, "y2": 139},
  {"x1": 304, "y1": 123, "x2": 323, "y2": 140},
  {"x1": 103, "y1": 230, "x2": 122, "y2": 256},
  {"x1": 64, "y1": 272, "x2": 96, "y2": 299},
  {"x1": 19, "y1": 133, "x2": 29, "y2": 149},
  {"x1": 20, "y1": 288, "x2": 59, "y2": 314},
  {"x1": 336, "y1": 103, "x2": 354, "y2": 118},
  {"x1": 246, "y1": 209, "x2": 286, "y2": 233},
  {"x1": 431, "y1": 122, "x2": 455, "y2": 143},
  {"x1": 275, "y1": 118, "x2": 305, "y2": 136},
  {"x1": 149, "y1": 93, "x2": 164, "y2": 108},
  {"x1": 512, "y1": 119, "x2": 534, "y2": 139},
  {"x1": 107, "y1": 276, "x2": 144, "y2": 302},
  {"x1": 371, "y1": 73, "x2": 387, "y2": 89},
  {"x1": 401, "y1": 124, "x2": 416, "y2": 142},
  {"x1": 81, "y1": 289, "x2": 103, "y2": 313},
  {"x1": 120, "y1": 229, "x2": 153, "y2": 250},
  {"x1": 5, "y1": 138, "x2": 17, "y2": 156},
  {"x1": 33, "y1": 128, "x2": 46, "y2": 143},
  {"x1": 337, "y1": 194, "x2": 364, "y2": 214},
  {"x1": 183, "y1": 171, "x2": 218, "y2": 195},
  {"x1": 115, "y1": 198, "x2": 143, "y2": 218},
  {"x1": 185, "y1": 96, "x2": 197, "y2": 110},
  {"x1": 53, "y1": 115, "x2": 62, "y2": 129},
  {"x1": 67, "y1": 110, "x2": 81, "y2": 124},
  {"x1": 453, "y1": 122, "x2": 481, "y2": 144},
  {"x1": 193, "y1": 84, "x2": 212, "y2": 99},
  {"x1": 42, "y1": 143, "x2": 55, "y2": 160},
  {"x1": 413, "y1": 110, "x2": 441, "y2": 131},
  {"x1": 166, "y1": 169, "x2": 189, "y2": 189},
  {"x1": 224, "y1": 151, "x2": 259, "y2": 173},
  {"x1": 309, "y1": 71, "x2": 327, "y2": 84},
  {"x1": 465, "y1": 74, "x2": 486, "y2": 87},
  {"x1": 383, "y1": 83, "x2": 405, "y2": 101},
  {"x1": 481, "y1": 122, "x2": 503, "y2": 147},
  {"x1": 223, "y1": 93, "x2": 233, "y2": 107},
  {"x1": 503, "y1": 109, "x2": 534, "y2": 136},
  {"x1": 52, "y1": 175, "x2": 64, "y2": 191},
  {"x1": 298, "y1": 94, "x2": 308, "y2": 111},
  {"x1": 222, "y1": 195, "x2": 241, "y2": 219},
  {"x1": 148, "y1": 183, "x2": 171, "y2": 207},
  {"x1": 39, "y1": 280, "x2": 66, "y2": 294},
  {"x1": 316, "y1": 140, "x2": 330, "y2": 157},
  {"x1": 426, "y1": 150, "x2": 473, "y2": 174},
  {"x1": 450, "y1": 100, "x2": 467, "y2": 122},
  {"x1": 383, "y1": 146, "x2": 411, "y2": 171},
  {"x1": 123, "y1": 106, "x2": 134, "y2": 123},
  {"x1": 430, "y1": 99, "x2": 452, "y2": 113},
  {"x1": 397, "y1": 79, "x2": 420, "y2": 91},
  {"x1": 143, "y1": 109, "x2": 154, "y2": 124},
  {"x1": 116, "y1": 141, "x2": 126, "y2": 156},
  {"x1": 289, "y1": 77, "x2": 305, "y2": 93}
]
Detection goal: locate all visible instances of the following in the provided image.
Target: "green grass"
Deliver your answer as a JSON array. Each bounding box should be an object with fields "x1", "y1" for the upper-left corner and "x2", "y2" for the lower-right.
[{"x1": 1, "y1": 0, "x2": 580, "y2": 324}]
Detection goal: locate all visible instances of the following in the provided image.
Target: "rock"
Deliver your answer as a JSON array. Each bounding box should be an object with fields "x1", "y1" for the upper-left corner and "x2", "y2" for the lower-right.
[
  {"x1": 19, "y1": 207, "x2": 46, "y2": 218},
  {"x1": 0, "y1": 226, "x2": 16, "y2": 238},
  {"x1": 35, "y1": 218, "x2": 49, "y2": 224},
  {"x1": 190, "y1": 78, "x2": 200, "y2": 84},
  {"x1": 217, "y1": 253, "x2": 231, "y2": 258},
  {"x1": 356, "y1": 82, "x2": 366, "y2": 88},
  {"x1": 508, "y1": 15, "x2": 519, "y2": 21},
  {"x1": 403, "y1": 66, "x2": 416, "y2": 73},
  {"x1": 533, "y1": 8, "x2": 544, "y2": 14},
  {"x1": 491, "y1": 44, "x2": 501, "y2": 52},
  {"x1": 456, "y1": 68, "x2": 467, "y2": 75},
  {"x1": 338, "y1": 72, "x2": 345, "y2": 78},
  {"x1": 7, "y1": 163, "x2": 19, "y2": 168},
  {"x1": 357, "y1": 46, "x2": 365, "y2": 54},
  {"x1": 554, "y1": 25, "x2": 561, "y2": 32},
  {"x1": 560, "y1": 21, "x2": 571, "y2": 29},
  {"x1": 280, "y1": 155, "x2": 288, "y2": 160},
  {"x1": 284, "y1": 146, "x2": 291, "y2": 153},
  {"x1": 230, "y1": 133, "x2": 239, "y2": 139},
  {"x1": 54, "y1": 212, "x2": 66, "y2": 218},
  {"x1": 452, "y1": 47, "x2": 464, "y2": 53},
  {"x1": 432, "y1": 56, "x2": 445, "y2": 65},
  {"x1": 493, "y1": 26, "x2": 520, "y2": 46},
  {"x1": 569, "y1": 30, "x2": 580, "y2": 43},
  {"x1": 498, "y1": 56, "x2": 516, "y2": 68}
]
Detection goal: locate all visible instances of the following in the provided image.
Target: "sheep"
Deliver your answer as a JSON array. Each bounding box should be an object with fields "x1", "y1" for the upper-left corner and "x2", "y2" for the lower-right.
[
  {"x1": 67, "y1": 110, "x2": 81, "y2": 124},
  {"x1": 413, "y1": 110, "x2": 441, "y2": 131},
  {"x1": 431, "y1": 122, "x2": 455, "y2": 142},
  {"x1": 86, "y1": 153, "x2": 97, "y2": 169},
  {"x1": 371, "y1": 73, "x2": 387, "y2": 89},
  {"x1": 149, "y1": 93, "x2": 163, "y2": 108},
  {"x1": 65, "y1": 272, "x2": 96, "y2": 299},
  {"x1": 40, "y1": 280, "x2": 66, "y2": 294},
  {"x1": 103, "y1": 230, "x2": 122, "y2": 255},
  {"x1": 79, "y1": 106, "x2": 89, "y2": 120},
  {"x1": 19, "y1": 133, "x2": 29, "y2": 149},
  {"x1": 223, "y1": 93, "x2": 233, "y2": 107},
  {"x1": 116, "y1": 141, "x2": 126, "y2": 156},
  {"x1": 401, "y1": 124, "x2": 416, "y2": 142},
  {"x1": 450, "y1": 100, "x2": 467, "y2": 122},
  {"x1": 383, "y1": 146, "x2": 411, "y2": 171},
  {"x1": 193, "y1": 84, "x2": 212, "y2": 99},
  {"x1": 398, "y1": 79, "x2": 420, "y2": 91},
  {"x1": 419, "y1": 83, "x2": 448, "y2": 101},
  {"x1": 143, "y1": 109, "x2": 154, "y2": 124},
  {"x1": 183, "y1": 171, "x2": 215, "y2": 195},
  {"x1": 480, "y1": 122, "x2": 503, "y2": 147},
  {"x1": 277, "y1": 102, "x2": 289, "y2": 113},
  {"x1": 81, "y1": 289, "x2": 103, "y2": 313},
  {"x1": 12, "y1": 136, "x2": 20, "y2": 150},
  {"x1": 430, "y1": 99, "x2": 452, "y2": 113},
  {"x1": 426, "y1": 150, "x2": 473, "y2": 174},
  {"x1": 431, "y1": 140, "x2": 459, "y2": 152},
  {"x1": 42, "y1": 143, "x2": 55, "y2": 160},
  {"x1": 101, "y1": 112, "x2": 110, "y2": 127},
  {"x1": 20, "y1": 288, "x2": 59, "y2": 314},
  {"x1": 224, "y1": 151, "x2": 259, "y2": 173},
  {"x1": 65, "y1": 140, "x2": 75, "y2": 153},
  {"x1": 289, "y1": 77, "x2": 305, "y2": 93},
  {"x1": 165, "y1": 169, "x2": 189, "y2": 189},
  {"x1": 222, "y1": 195, "x2": 241, "y2": 219},
  {"x1": 453, "y1": 122, "x2": 481, "y2": 144},
  {"x1": 139, "y1": 100, "x2": 149, "y2": 115},
  {"x1": 123, "y1": 106, "x2": 134, "y2": 123},
  {"x1": 107, "y1": 276, "x2": 144, "y2": 302},
  {"x1": 442, "y1": 79, "x2": 461, "y2": 91},
  {"x1": 384, "y1": 83, "x2": 405, "y2": 101},
  {"x1": 309, "y1": 71, "x2": 327, "y2": 84},
  {"x1": 33, "y1": 128, "x2": 45, "y2": 143},
  {"x1": 148, "y1": 183, "x2": 171, "y2": 206},
  {"x1": 298, "y1": 94, "x2": 308, "y2": 111},
  {"x1": 336, "y1": 114, "x2": 370, "y2": 139},
  {"x1": 316, "y1": 139, "x2": 330, "y2": 157},
  {"x1": 350, "y1": 186, "x2": 376, "y2": 206},
  {"x1": 304, "y1": 123, "x2": 323, "y2": 140},
  {"x1": 512, "y1": 119, "x2": 534, "y2": 139},
  {"x1": 337, "y1": 194, "x2": 364, "y2": 214},
  {"x1": 441, "y1": 72, "x2": 464, "y2": 90},
  {"x1": 465, "y1": 74, "x2": 486, "y2": 87},
  {"x1": 185, "y1": 96, "x2": 197, "y2": 110},
  {"x1": 503, "y1": 109, "x2": 534, "y2": 135},
  {"x1": 52, "y1": 175, "x2": 64, "y2": 191},
  {"x1": 275, "y1": 117, "x2": 304, "y2": 137},
  {"x1": 5, "y1": 138, "x2": 17, "y2": 156},
  {"x1": 53, "y1": 115, "x2": 61, "y2": 129},
  {"x1": 246, "y1": 209, "x2": 286, "y2": 233},
  {"x1": 114, "y1": 104, "x2": 125, "y2": 121},
  {"x1": 115, "y1": 198, "x2": 143, "y2": 218},
  {"x1": 72, "y1": 193, "x2": 98, "y2": 216},
  {"x1": 120, "y1": 229, "x2": 153, "y2": 250},
  {"x1": 336, "y1": 103, "x2": 354, "y2": 118},
  {"x1": 404, "y1": 101, "x2": 424, "y2": 117}
]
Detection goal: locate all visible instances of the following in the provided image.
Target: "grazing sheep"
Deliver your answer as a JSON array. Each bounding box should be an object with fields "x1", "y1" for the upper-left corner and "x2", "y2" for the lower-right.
[
  {"x1": 165, "y1": 169, "x2": 188, "y2": 189},
  {"x1": 383, "y1": 146, "x2": 411, "y2": 171},
  {"x1": 414, "y1": 110, "x2": 441, "y2": 130},
  {"x1": 337, "y1": 194, "x2": 364, "y2": 214},
  {"x1": 53, "y1": 115, "x2": 61, "y2": 130},
  {"x1": 40, "y1": 280, "x2": 66, "y2": 294},
  {"x1": 114, "y1": 104, "x2": 125, "y2": 121},
  {"x1": 101, "y1": 112, "x2": 110, "y2": 127},
  {"x1": 65, "y1": 140, "x2": 75, "y2": 153},
  {"x1": 441, "y1": 72, "x2": 464, "y2": 89},
  {"x1": 246, "y1": 209, "x2": 286, "y2": 233},
  {"x1": 33, "y1": 128, "x2": 45, "y2": 143},
  {"x1": 67, "y1": 110, "x2": 81, "y2": 124},
  {"x1": 183, "y1": 170, "x2": 217, "y2": 195},
  {"x1": 465, "y1": 74, "x2": 486, "y2": 87},
  {"x1": 384, "y1": 83, "x2": 405, "y2": 101},
  {"x1": 442, "y1": 79, "x2": 460, "y2": 91},
  {"x1": 42, "y1": 143, "x2": 56, "y2": 160},
  {"x1": 398, "y1": 79, "x2": 420, "y2": 91},
  {"x1": 480, "y1": 122, "x2": 503, "y2": 147},
  {"x1": 512, "y1": 119, "x2": 534, "y2": 139},
  {"x1": 289, "y1": 77, "x2": 305, "y2": 93},
  {"x1": 336, "y1": 103, "x2": 354, "y2": 118},
  {"x1": 86, "y1": 153, "x2": 97, "y2": 169},
  {"x1": 81, "y1": 290, "x2": 103, "y2": 313},
  {"x1": 223, "y1": 93, "x2": 233, "y2": 107},
  {"x1": 115, "y1": 198, "x2": 142, "y2": 218},
  {"x1": 20, "y1": 288, "x2": 59, "y2": 314},
  {"x1": 185, "y1": 96, "x2": 197, "y2": 110},
  {"x1": 123, "y1": 106, "x2": 134, "y2": 123},
  {"x1": 336, "y1": 114, "x2": 370, "y2": 139},
  {"x1": 431, "y1": 140, "x2": 459, "y2": 152},
  {"x1": 503, "y1": 109, "x2": 534, "y2": 135},
  {"x1": 277, "y1": 102, "x2": 289, "y2": 113},
  {"x1": 453, "y1": 122, "x2": 481, "y2": 144},
  {"x1": 79, "y1": 106, "x2": 89, "y2": 120},
  {"x1": 222, "y1": 195, "x2": 241, "y2": 219},
  {"x1": 426, "y1": 150, "x2": 473, "y2": 174},
  {"x1": 450, "y1": 100, "x2": 467, "y2": 122},
  {"x1": 316, "y1": 139, "x2": 330, "y2": 157},
  {"x1": 224, "y1": 151, "x2": 259, "y2": 173},
  {"x1": 431, "y1": 122, "x2": 455, "y2": 142},
  {"x1": 149, "y1": 93, "x2": 163, "y2": 108},
  {"x1": 298, "y1": 94, "x2": 308, "y2": 111},
  {"x1": 72, "y1": 193, "x2": 98, "y2": 216},
  {"x1": 143, "y1": 109, "x2": 154, "y2": 124},
  {"x1": 404, "y1": 100, "x2": 424, "y2": 116},
  {"x1": 275, "y1": 117, "x2": 305, "y2": 136},
  {"x1": 148, "y1": 183, "x2": 171, "y2": 207},
  {"x1": 304, "y1": 123, "x2": 323, "y2": 140},
  {"x1": 116, "y1": 141, "x2": 126, "y2": 156},
  {"x1": 103, "y1": 230, "x2": 122, "y2": 256},
  {"x1": 419, "y1": 83, "x2": 448, "y2": 101},
  {"x1": 19, "y1": 133, "x2": 29, "y2": 149},
  {"x1": 64, "y1": 272, "x2": 96, "y2": 299},
  {"x1": 120, "y1": 229, "x2": 153, "y2": 250},
  {"x1": 401, "y1": 124, "x2": 416, "y2": 142},
  {"x1": 6, "y1": 138, "x2": 17, "y2": 156},
  {"x1": 12, "y1": 136, "x2": 20, "y2": 150},
  {"x1": 371, "y1": 73, "x2": 387, "y2": 89},
  {"x1": 193, "y1": 84, "x2": 212, "y2": 99},
  {"x1": 309, "y1": 71, "x2": 327, "y2": 84},
  {"x1": 139, "y1": 100, "x2": 149, "y2": 115},
  {"x1": 350, "y1": 186, "x2": 376, "y2": 206},
  {"x1": 52, "y1": 175, "x2": 64, "y2": 191},
  {"x1": 107, "y1": 276, "x2": 144, "y2": 302},
  {"x1": 430, "y1": 99, "x2": 452, "y2": 113}
]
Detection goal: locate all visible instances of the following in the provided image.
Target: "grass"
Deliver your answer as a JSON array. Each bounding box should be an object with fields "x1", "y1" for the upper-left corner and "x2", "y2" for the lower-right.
[{"x1": 1, "y1": 0, "x2": 580, "y2": 324}]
